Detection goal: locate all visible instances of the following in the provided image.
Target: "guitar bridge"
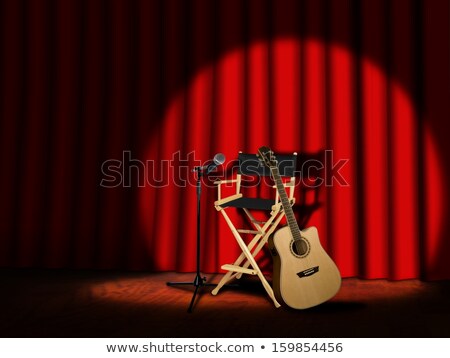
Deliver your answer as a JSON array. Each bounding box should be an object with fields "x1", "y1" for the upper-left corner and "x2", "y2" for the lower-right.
[{"x1": 297, "y1": 266, "x2": 319, "y2": 278}]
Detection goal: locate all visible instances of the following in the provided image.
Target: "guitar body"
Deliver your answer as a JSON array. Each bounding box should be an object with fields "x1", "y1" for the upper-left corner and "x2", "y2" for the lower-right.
[{"x1": 269, "y1": 226, "x2": 341, "y2": 309}]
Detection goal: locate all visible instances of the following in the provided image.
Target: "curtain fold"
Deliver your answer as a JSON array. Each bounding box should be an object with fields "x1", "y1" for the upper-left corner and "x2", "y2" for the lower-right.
[{"x1": 0, "y1": 0, "x2": 449, "y2": 279}]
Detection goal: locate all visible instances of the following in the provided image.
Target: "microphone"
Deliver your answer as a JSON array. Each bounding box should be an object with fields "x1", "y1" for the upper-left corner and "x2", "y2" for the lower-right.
[
  {"x1": 193, "y1": 153, "x2": 226, "y2": 173},
  {"x1": 205, "y1": 153, "x2": 226, "y2": 174}
]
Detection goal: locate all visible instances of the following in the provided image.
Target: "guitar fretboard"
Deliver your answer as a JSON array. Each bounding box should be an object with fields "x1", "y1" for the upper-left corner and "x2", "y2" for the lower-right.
[{"x1": 272, "y1": 166, "x2": 302, "y2": 242}]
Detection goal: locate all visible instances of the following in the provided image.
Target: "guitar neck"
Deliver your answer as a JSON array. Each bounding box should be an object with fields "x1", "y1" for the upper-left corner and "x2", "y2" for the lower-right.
[{"x1": 272, "y1": 166, "x2": 302, "y2": 241}]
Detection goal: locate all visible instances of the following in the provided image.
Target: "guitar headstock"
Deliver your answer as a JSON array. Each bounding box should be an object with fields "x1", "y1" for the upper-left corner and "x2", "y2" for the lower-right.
[{"x1": 257, "y1": 146, "x2": 277, "y2": 169}]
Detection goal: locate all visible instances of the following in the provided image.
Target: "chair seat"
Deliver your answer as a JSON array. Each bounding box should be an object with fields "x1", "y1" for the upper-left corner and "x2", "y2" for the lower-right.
[{"x1": 220, "y1": 197, "x2": 275, "y2": 210}]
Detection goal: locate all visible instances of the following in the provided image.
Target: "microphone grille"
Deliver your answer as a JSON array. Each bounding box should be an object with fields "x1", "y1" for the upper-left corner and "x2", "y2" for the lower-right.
[{"x1": 213, "y1": 153, "x2": 226, "y2": 165}]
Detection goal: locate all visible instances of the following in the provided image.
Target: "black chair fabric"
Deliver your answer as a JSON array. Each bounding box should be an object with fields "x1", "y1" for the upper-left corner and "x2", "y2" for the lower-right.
[
  {"x1": 238, "y1": 153, "x2": 297, "y2": 177},
  {"x1": 219, "y1": 197, "x2": 275, "y2": 210},
  {"x1": 221, "y1": 152, "x2": 296, "y2": 210}
]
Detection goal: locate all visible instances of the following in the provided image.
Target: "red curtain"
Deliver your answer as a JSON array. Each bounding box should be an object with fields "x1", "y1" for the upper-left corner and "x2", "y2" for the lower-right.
[{"x1": 0, "y1": 0, "x2": 449, "y2": 280}]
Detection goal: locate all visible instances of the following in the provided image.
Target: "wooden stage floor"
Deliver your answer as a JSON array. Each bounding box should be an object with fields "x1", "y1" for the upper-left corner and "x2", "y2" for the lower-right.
[{"x1": 0, "y1": 269, "x2": 449, "y2": 338}]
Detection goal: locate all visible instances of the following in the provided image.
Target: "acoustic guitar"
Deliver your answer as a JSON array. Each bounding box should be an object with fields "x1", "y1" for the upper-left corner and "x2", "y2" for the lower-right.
[{"x1": 257, "y1": 146, "x2": 341, "y2": 309}]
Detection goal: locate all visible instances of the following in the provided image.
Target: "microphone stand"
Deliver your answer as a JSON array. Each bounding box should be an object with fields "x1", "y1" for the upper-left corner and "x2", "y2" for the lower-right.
[{"x1": 166, "y1": 166, "x2": 216, "y2": 313}]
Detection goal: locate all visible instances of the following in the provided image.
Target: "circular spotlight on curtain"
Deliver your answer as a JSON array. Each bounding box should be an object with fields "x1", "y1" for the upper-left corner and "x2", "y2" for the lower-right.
[{"x1": 139, "y1": 37, "x2": 444, "y2": 281}]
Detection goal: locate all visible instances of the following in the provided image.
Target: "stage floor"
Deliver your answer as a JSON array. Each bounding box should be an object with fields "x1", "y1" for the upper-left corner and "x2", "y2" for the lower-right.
[{"x1": 0, "y1": 269, "x2": 449, "y2": 337}]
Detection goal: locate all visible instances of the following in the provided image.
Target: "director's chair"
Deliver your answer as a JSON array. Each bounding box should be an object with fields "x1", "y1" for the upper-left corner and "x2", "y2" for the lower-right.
[{"x1": 211, "y1": 152, "x2": 297, "y2": 307}]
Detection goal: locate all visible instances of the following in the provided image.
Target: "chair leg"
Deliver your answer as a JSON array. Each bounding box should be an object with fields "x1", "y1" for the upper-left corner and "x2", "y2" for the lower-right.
[
  {"x1": 211, "y1": 270, "x2": 235, "y2": 295},
  {"x1": 213, "y1": 209, "x2": 281, "y2": 308},
  {"x1": 228, "y1": 232, "x2": 264, "y2": 280},
  {"x1": 237, "y1": 209, "x2": 286, "y2": 276},
  {"x1": 231, "y1": 208, "x2": 277, "y2": 279}
]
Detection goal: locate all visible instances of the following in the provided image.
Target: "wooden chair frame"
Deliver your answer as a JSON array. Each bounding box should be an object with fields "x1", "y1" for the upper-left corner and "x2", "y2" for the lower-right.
[{"x1": 211, "y1": 152, "x2": 297, "y2": 307}]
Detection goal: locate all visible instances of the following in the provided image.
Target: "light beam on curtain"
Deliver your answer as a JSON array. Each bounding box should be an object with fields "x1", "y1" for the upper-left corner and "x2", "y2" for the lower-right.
[{"x1": 139, "y1": 0, "x2": 448, "y2": 280}]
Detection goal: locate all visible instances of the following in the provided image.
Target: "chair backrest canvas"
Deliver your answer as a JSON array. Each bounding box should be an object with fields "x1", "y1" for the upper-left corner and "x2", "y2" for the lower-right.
[{"x1": 238, "y1": 153, "x2": 297, "y2": 177}]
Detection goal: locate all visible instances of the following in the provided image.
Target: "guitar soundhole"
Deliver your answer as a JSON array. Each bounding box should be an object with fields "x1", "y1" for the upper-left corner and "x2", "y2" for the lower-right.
[{"x1": 290, "y1": 238, "x2": 310, "y2": 258}]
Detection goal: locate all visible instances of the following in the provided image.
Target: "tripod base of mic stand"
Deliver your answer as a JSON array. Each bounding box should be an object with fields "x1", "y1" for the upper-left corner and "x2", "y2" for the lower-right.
[{"x1": 167, "y1": 274, "x2": 217, "y2": 313}]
